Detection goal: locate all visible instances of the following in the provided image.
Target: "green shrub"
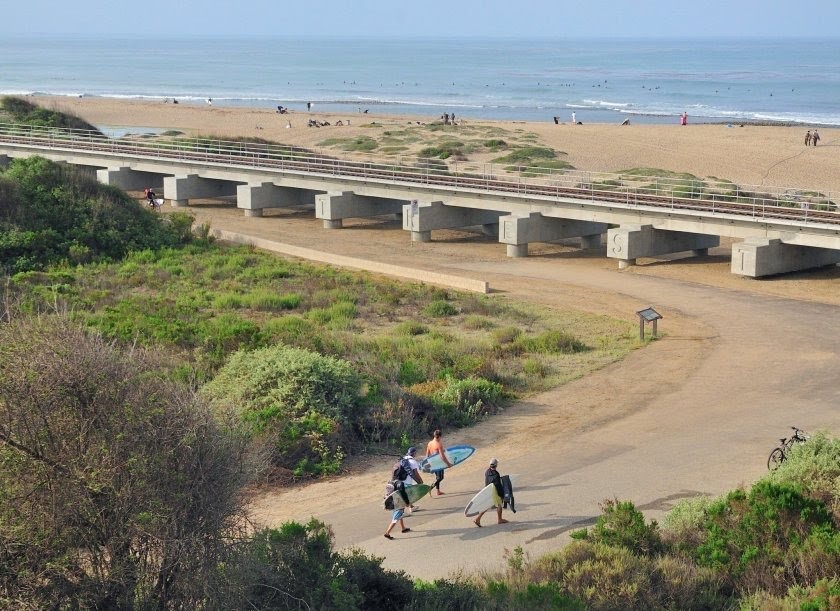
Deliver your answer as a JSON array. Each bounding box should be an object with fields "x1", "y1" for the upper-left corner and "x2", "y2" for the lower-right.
[
  {"x1": 1, "y1": 96, "x2": 102, "y2": 132},
  {"x1": 586, "y1": 498, "x2": 663, "y2": 557},
  {"x1": 247, "y1": 289, "x2": 300, "y2": 311},
  {"x1": 233, "y1": 521, "x2": 361, "y2": 610},
  {"x1": 394, "y1": 321, "x2": 429, "y2": 336},
  {"x1": 765, "y1": 432, "x2": 840, "y2": 520},
  {"x1": 0, "y1": 157, "x2": 179, "y2": 272},
  {"x1": 517, "y1": 329, "x2": 587, "y2": 354},
  {"x1": 424, "y1": 299, "x2": 458, "y2": 317},
  {"x1": 432, "y1": 376, "x2": 505, "y2": 425},
  {"x1": 411, "y1": 578, "x2": 488, "y2": 611},
  {"x1": 201, "y1": 344, "x2": 361, "y2": 475},
  {"x1": 337, "y1": 549, "x2": 414, "y2": 610},
  {"x1": 694, "y1": 481, "x2": 839, "y2": 594},
  {"x1": 491, "y1": 326, "x2": 521, "y2": 345}
]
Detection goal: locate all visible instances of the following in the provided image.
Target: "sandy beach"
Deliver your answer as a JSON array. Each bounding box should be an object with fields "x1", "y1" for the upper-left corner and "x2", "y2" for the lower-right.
[{"x1": 36, "y1": 95, "x2": 840, "y2": 194}]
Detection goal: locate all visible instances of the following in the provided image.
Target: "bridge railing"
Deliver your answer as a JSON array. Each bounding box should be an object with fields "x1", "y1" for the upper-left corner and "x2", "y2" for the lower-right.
[{"x1": 0, "y1": 122, "x2": 836, "y2": 227}]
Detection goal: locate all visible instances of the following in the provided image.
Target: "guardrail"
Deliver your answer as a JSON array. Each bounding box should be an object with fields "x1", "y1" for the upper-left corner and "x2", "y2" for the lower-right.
[{"x1": 0, "y1": 122, "x2": 837, "y2": 227}]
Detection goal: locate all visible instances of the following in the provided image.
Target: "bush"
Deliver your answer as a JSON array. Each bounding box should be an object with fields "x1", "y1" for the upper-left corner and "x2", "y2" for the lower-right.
[
  {"x1": 432, "y1": 376, "x2": 505, "y2": 426},
  {"x1": 517, "y1": 329, "x2": 587, "y2": 354},
  {"x1": 0, "y1": 317, "x2": 254, "y2": 608},
  {"x1": 424, "y1": 299, "x2": 458, "y2": 317},
  {"x1": 411, "y1": 578, "x2": 488, "y2": 611},
  {"x1": 583, "y1": 498, "x2": 663, "y2": 557},
  {"x1": 0, "y1": 157, "x2": 180, "y2": 272},
  {"x1": 337, "y1": 549, "x2": 414, "y2": 610},
  {"x1": 201, "y1": 344, "x2": 361, "y2": 475},
  {"x1": 694, "y1": 481, "x2": 840, "y2": 594},
  {"x1": 1, "y1": 96, "x2": 101, "y2": 132}
]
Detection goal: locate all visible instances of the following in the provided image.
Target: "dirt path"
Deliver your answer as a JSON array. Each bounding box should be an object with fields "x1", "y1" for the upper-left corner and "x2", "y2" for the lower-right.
[{"x1": 183, "y1": 203, "x2": 840, "y2": 579}]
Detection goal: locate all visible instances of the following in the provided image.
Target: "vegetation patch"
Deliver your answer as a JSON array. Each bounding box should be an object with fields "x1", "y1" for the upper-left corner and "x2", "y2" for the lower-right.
[{"x1": 0, "y1": 96, "x2": 102, "y2": 133}]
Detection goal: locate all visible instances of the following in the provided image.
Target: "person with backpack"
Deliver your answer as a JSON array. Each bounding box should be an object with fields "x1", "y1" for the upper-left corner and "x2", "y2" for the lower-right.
[{"x1": 392, "y1": 447, "x2": 424, "y2": 512}]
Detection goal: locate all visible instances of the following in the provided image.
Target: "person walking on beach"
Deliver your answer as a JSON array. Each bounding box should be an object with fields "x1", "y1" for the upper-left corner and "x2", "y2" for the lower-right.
[
  {"x1": 805, "y1": 130, "x2": 812, "y2": 146},
  {"x1": 307, "y1": 101, "x2": 312, "y2": 111},
  {"x1": 571, "y1": 111, "x2": 576, "y2": 124},
  {"x1": 425, "y1": 429, "x2": 453, "y2": 496},
  {"x1": 681, "y1": 111, "x2": 688, "y2": 126},
  {"x1": 473, "y1": 458, "x2": 510, "y2": 527},
  {"x1": 812, "y1": 129, "x2": 820, "y2": 146}
]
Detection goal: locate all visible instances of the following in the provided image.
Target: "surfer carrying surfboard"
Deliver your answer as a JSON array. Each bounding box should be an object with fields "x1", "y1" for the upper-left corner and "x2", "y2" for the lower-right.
[
  {"x1": 473, "y1": 458, "x2": 510, "y2": 527},
  {"x1": 425, "y1": 429, "x2": 453, "y2": 496}
]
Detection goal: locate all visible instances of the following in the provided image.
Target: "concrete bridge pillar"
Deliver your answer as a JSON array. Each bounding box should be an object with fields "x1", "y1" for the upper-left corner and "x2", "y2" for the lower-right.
[
  {"x1": 96, "y1": 166, "x2": 165, "y2": 191},
  {"x1": 0, "y1": 154, "x2": 10, "y2": 169},
  {"x1": 732, "y1": 237, "x2": 840, "y2": 278},
  {"x1": 163, "y1": 174, "x2": 239, "y2": 207},
  {"x1": 402, "y1": 201, "x2": 502, "y2": 242},
  {"x1": 237, "y1": 183, "x2": 318, "y2": 217},
  {"x1": 316, "y1": 191, "x2": 405, "y2": 228},
  {"x1": 499, "y1": 213, "x2": 608, "y2": 258},
  {"x1": 607, "y1": 224, "x2": 720, "y2": 268}
]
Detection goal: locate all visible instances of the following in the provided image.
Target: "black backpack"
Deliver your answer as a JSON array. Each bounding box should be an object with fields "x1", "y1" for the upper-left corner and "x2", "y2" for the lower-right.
[{"x1": 392, "y1": 458, "x2": 411, "y2": 482}]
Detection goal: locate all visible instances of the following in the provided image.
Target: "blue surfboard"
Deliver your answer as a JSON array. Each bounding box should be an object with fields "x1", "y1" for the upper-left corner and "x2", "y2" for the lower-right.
[{"x1": 420, "y1": 444, "x2": 475, "y2": 472}]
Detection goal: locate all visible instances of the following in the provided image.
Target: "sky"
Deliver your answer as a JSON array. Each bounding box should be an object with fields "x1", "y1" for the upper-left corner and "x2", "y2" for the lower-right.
[{"x1": 1, "y1": 0, "x2": 838, "y2": 38}]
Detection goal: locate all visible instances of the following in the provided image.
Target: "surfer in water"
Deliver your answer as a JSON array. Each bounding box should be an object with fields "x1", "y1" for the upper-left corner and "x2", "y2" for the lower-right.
[
  {"x1": 473, "y1": 457, "x2": 509, "y2": 527},
  {"x1": 425, "y1": 429, "x2": 453, "y2": 496}
]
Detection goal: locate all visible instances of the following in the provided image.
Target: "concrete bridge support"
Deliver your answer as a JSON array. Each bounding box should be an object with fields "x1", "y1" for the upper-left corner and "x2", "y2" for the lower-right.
[
  {"x1": 607, "y1": 224, "x2": 720, "y2": 269},
  {"x1": 731, "y1": 237, "x2": 840, "y2": 278},
  {"x1": 499, "y1": 213, "x2": 607, "y2": 257},
  {"x1": 237, "y1": 183, "x2": 318, "y2": 217},
  {"x1": 96, "y1": 166, "x2": 165, "y2": 191},
  {"x1": 0, "y1": 154, "x2": 10, "y2": 169},
  {"x1": 316, "y1": 191, "x2": 405, "y2": 228},
  {"x1": 163, "y1": 174, "x2": 239, "y2": 207},
  {"x1": 402, "y1": 201, "x2": 502, "y2": 242}
]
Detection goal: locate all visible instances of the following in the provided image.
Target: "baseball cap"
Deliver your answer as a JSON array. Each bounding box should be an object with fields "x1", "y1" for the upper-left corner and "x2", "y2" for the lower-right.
[
  {"x1": 489, "y1": 458, "x2": 498, "y2": 466},
  {"x1": 406, "y1": 447, "x2": 417, "y2": 456}
]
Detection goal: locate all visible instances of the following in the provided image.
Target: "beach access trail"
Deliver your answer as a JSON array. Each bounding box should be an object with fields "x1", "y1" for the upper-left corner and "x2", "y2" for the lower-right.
[{"x1": 184, "y1": 204, "x2": 840, "y2": 579}]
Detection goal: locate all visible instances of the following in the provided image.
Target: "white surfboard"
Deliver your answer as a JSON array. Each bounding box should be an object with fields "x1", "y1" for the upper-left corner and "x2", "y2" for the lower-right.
[{"x1": 464, "y1": 474, "x2": 518, "y2": 517}]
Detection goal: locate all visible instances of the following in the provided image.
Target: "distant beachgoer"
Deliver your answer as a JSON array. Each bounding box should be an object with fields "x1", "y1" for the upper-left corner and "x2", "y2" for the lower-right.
[
  {"x1": 681, "y1": 112, "x2": 687, "y2": 126},
  {"x1": 207, "y1": 98, "x2": 212, "y2": 106},
  {"x1": 173, "y1": 99, "x2": 178, "y2": 104},
  {"x1": 571, "y1": 111, "x2": 576, "y2": 124},
  {"x1": 553, "y1": 116, "x2": 559, "y2": 124},
  {"x1": 812, "y1": 129, "x2": 820, "y2": 146},
  {"x1": 805, "y1": 130, "x2": 812, "y2": 145},
  {"x1": 307, "y1": 101, "x2": 312, "y2": 111},
  {"x1": 451, "y1": 112, "x2": 456, "y2": 124}
]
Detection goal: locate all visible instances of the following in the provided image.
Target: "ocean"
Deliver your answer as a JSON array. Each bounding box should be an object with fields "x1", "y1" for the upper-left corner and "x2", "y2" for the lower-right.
[{"x1": 1, "y1": 35, "x2": 839, "y2": 126}]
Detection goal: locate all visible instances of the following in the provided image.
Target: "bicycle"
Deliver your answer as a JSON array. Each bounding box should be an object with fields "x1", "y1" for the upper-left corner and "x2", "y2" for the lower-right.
[{"x1": 767, "y1": 426, "x2": 809, "y2": 470}]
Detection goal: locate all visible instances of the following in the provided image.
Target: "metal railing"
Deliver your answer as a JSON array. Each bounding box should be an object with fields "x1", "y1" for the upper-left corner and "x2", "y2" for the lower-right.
[{"x1": 0, "y1": 122, "x2": 837, "y2": 227}]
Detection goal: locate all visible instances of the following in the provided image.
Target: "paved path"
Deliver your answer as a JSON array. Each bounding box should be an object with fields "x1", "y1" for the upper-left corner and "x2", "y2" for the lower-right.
[{"x1": 192, "y1": 206, "x2": 840, "y2": 579}]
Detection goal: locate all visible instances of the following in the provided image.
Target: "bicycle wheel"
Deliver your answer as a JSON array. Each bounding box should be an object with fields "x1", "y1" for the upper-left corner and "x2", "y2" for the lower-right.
[{"x1": 767, "y1": 447, "x2": 785, "y2": 470}]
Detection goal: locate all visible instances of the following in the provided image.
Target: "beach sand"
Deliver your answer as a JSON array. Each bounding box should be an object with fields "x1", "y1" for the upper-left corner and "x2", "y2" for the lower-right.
[{"x1": 37, "y1": 95, "x2": 840, "y2": 193}]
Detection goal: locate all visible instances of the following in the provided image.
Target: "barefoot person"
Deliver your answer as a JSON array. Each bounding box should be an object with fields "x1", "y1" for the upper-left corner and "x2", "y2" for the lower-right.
[
  {"x1": 473, "y1": 458, "x2": 509, "y2": 527},
  {"x1": 425, "y1": 429, "x2": 453, "y2": 496}
]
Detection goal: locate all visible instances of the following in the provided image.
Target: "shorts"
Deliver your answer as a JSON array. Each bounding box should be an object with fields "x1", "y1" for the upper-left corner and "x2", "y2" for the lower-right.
[{"x1": 391, "y1": 508, "x2": 405, "y2": 522}]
